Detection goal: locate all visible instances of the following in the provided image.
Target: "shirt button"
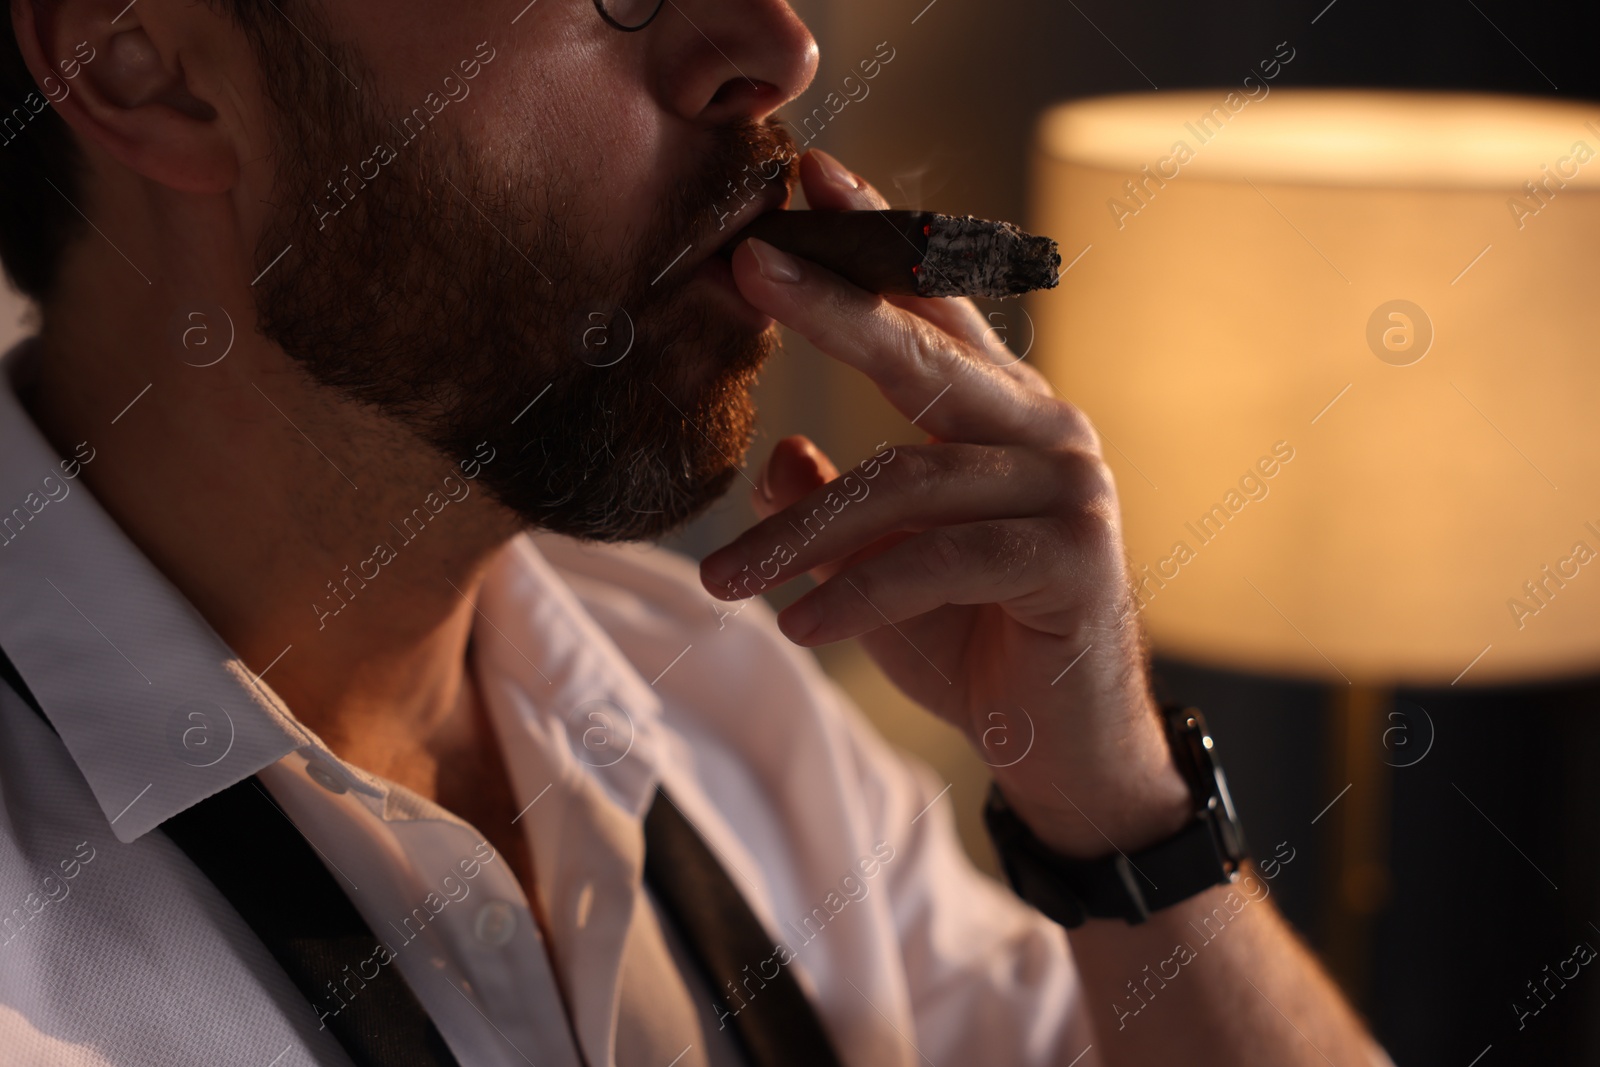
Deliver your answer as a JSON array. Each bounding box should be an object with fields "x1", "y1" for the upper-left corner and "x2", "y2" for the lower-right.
[
  {"x1": 473, "y1": 901, "x2": 517, "y2": 947},
  {"x1": 305, "y1": 759, "x2": 348, "y2": 794}
]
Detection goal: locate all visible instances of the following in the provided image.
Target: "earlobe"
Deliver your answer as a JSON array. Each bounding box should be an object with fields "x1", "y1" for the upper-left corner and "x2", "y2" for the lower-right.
[{"x1": 11, "y1": 0, "x2": 239, "y2": 194}]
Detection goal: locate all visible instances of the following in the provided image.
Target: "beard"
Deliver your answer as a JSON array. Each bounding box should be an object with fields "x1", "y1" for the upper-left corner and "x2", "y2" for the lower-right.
[{"x1": 249, "y1": 30, "x2": 798, "y2": 543}]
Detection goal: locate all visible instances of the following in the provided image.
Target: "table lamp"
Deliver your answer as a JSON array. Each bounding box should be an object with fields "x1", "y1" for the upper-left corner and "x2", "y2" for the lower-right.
[
  {"x1": 1032, "y1": 89, "x2": 1600, "y2": 687},
  {"x1": 1028, "y1": 88, "x2": 1600, "y2": 998}
]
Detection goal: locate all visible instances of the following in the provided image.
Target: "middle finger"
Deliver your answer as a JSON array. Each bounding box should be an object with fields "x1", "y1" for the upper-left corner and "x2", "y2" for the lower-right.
[{"x1": 700, "y1": 442, "x2": 1103, "y2": 597}]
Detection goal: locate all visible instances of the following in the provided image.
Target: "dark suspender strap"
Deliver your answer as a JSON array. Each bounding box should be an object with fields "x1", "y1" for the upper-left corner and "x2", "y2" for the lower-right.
[
  {"x1": 163, "y1": 779, "x2": 463, "y2": 1067},
  {"x1": 644, "y1": 787, "x2": 845, "y2": 1067},
  {"x1": 0, "y1": 645, "x2": 40, "y2": 719},
  {"x1": 4, "y1": 648, "x2": 841, "y2": 1067},
  {"x1": 0, "y1": 648, "x2": 460, "y2": 1067}
]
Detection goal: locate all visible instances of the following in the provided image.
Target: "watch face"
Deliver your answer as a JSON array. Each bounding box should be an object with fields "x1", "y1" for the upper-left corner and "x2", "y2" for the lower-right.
[{"x1": 1172, "y1": 707, "x2": 1249, "y2": 866}]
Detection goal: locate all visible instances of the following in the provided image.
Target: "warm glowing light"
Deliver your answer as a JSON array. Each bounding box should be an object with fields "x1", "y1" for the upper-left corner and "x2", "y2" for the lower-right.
[{"x1": 1031, "y1": 90, "x2": 1600, "y2": 685}]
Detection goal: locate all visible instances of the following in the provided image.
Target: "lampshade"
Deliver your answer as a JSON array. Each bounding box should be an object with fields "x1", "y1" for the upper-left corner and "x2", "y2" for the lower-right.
[{"x1": 1030, "y1": 91, "x2": 1600, "y2": 686}]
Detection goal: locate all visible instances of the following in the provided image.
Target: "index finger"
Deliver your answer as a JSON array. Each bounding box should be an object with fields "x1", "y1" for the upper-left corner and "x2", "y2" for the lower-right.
[
  {"x1": 797, "y1": 151, "x2": 993, "y2": 351},
  {"x1": 731, "y1": 238, "x2": 1092, "y2": 452}
]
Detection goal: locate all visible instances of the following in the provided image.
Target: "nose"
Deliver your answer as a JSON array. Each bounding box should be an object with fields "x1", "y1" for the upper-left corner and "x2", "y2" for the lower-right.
[{"x1": 650, "y1": 0, "x2": 819, "y2": 126}]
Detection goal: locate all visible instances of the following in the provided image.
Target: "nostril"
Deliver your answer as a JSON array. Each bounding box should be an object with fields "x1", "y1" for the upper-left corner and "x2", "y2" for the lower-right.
[
  {"x1": 663, "y1": 2, "x2": 815, "y2": 124},
  {"x1": 703, "y1": 77, "x2": 777, "y2": 121}
]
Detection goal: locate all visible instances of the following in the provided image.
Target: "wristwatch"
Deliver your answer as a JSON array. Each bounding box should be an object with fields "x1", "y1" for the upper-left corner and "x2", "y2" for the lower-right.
[{"x1": 982, "y1": 705, "x2": 1249, "y2": 928}]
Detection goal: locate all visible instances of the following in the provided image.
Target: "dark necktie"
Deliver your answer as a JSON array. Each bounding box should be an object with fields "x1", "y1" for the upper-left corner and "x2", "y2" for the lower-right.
[{"x1": 1, "y1": 648, "x2": 845, "y2": 1067}]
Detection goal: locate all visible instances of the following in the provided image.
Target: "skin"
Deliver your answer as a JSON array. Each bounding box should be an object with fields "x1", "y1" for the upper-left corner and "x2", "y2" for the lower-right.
[{"x1": 10, "y1": 0, "x2": 1385, "y2": 1063}]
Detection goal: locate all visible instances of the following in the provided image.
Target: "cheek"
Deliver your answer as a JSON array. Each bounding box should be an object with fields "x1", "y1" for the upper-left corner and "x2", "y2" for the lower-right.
[{"x1": 471, "y1": 56, "x2": 667, "y2": 254}]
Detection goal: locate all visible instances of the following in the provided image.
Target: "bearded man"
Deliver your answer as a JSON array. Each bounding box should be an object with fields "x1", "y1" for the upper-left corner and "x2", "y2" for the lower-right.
[{"x1": 0, "y1": 1, "x2": 1390, "y2": 1064}]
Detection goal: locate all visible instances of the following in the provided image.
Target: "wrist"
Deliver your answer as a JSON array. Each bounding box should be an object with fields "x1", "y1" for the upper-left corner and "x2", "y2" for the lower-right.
[
  {"x1": 985, "y1": 704, "x2": 1251, "y2": 929},
  {"x1": 997, "y1": 694, "x2": 1191, "y2": 857},
  {"x1": 1001, "y1": 745, "x2": 1192, "y2": 859}
]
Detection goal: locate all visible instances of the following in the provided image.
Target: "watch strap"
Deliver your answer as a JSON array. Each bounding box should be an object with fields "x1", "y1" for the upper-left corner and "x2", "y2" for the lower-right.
[{"x1": 982, "y1": 704, "x2": 1248, "y2": 928}]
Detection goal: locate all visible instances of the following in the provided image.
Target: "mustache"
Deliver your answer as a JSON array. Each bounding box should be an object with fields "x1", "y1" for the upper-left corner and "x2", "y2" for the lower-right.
[
  {"x1": 679, "y1": 118, "x2": 801, "y2": 248},
  {"x1": 711, "y1": 117, "x2": 801, "y2": 224},
  {"x1": 607, "y1": 116, "x2": 799, "y2": 310}
]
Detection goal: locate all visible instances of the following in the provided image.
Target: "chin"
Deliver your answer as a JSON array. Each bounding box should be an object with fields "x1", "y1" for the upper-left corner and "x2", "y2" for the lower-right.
[{"x1": 653, "y1": 304, "x2": 777, "y2": 407}]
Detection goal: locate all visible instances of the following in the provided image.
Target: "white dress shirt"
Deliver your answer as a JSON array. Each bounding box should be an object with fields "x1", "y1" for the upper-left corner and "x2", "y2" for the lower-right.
[{"x1": 0, "y1": 335, "x2": 1092, "y2": 1067}]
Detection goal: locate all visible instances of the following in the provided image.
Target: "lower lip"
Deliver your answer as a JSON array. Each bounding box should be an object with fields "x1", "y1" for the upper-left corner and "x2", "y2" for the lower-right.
[{"x1": 692, "y1": 254, "x2": 775, "y2": 332}]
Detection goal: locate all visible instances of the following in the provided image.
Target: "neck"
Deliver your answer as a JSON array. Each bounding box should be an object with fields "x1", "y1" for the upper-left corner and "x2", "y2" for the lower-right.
[{"x1": 24, "y1": 259, "x2": 525, "y2": 779}]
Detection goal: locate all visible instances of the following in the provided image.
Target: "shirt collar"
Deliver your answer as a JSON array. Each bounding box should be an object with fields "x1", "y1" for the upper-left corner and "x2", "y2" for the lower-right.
[
  {"x1": 474, "y1": 532, "x2": 665, "y2": 821},
  {"x1": 0, "y1": 337, "x2": 314, "y2": 842},
  {"x1": 0, "y1": 335, "x2": 667, "y2": 843}
]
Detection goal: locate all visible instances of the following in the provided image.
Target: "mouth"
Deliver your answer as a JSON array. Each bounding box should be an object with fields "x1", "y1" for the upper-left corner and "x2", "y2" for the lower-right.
[
  {"x1": 709, "y1": 179, "x2": 794, "y2": 261},
  {"x1": 671, "y1": 178, "x2": 793, "y2": 331}
]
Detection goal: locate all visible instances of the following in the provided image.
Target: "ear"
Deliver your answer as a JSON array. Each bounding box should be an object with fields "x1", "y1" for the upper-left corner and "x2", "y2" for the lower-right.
[{"x1": 11, "y1": 0, "x2": 240, "y2": 194}]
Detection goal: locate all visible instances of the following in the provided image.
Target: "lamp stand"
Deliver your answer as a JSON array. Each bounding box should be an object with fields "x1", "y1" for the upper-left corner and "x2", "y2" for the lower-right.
[{"x1": 1317, "y1": 684, "x2": 1395, "y2": 1011}]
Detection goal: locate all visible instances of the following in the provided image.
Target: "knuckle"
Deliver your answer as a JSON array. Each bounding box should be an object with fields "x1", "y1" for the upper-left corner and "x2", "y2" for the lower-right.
[
  {"x1": 947, "y1": 521, "x2": 1041, "y2": 590},
  {"x1": 989, "y1": 521, "x2": 1044, "y2": 586},
  {"x1": 1063, "y1": 503, "x2": 1121, "y2": 565},
  {"x1": 838, "y1": 567, "x2": 879, "y2": 614},
  {"x1": 1012, "y1": 359, "x2": 1055, "y2": 397},
  {"x1": 1039, "y1": 395, "x2": 1101, "y2": 452},
  {"x1": 917, "y1": 527, "x2": 967, "y2": 581},
  {"x1": 1048, "y1": 450, "x2": 1118, "y2": 516},
  {"x1": 814, "y1": 288, "x2": 880, "y2": 355},
  {"x1": 885, "y1": 445, "x2": 936, "y2": 495},
  {"x1": 881, "y1": 444, "x2": 965, "y2": 500},
  {"x1": 901, "y1": 316, "x2": 947, "y2": 381},
  {"x1": 869, "y1": 312, "x2": 926, "y2": 391},
  {"x1": 983, "y1": 445, "x2": 1025, "y2": 485}
]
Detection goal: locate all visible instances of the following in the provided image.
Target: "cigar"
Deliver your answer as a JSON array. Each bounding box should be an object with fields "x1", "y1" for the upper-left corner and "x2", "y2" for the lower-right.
[{"x1": 727, "y1": 210, "x2": 1061, "y2": 300}]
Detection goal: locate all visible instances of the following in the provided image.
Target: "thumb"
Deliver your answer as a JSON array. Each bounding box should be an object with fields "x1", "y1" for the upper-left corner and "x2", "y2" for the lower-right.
[{"x1": 753, "y1": 435, "x2": 839, "y2": 521}]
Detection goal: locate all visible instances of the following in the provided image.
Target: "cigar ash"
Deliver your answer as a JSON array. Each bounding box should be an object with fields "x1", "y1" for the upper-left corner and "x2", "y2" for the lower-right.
[{"x1": 727, "y1": 210, "x2": 1061, "y2": 300}]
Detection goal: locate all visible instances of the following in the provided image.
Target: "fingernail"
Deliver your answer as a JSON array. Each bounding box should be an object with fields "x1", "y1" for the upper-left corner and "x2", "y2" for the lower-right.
[
  {"x1": 748, "y1": 238, "x2": 802, "y2": 284},
  {"x1": 702, "y1": 549, "x2": 742, "y2": 590},
  {"x1": 759, "y1": 457, "x2": 775, "y2": 502},
  {"x1": 799, "y1": 438, "x2": 837, "y2": 482},
  {"x1": 811, "y1": 149, "x2": 863, "y2": 192}
]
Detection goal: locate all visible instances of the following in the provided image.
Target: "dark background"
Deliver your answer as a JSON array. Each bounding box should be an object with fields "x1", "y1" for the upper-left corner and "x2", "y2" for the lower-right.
[{"x1": 1163, "y1": 662, "x2": 1600, "y2": 1065}]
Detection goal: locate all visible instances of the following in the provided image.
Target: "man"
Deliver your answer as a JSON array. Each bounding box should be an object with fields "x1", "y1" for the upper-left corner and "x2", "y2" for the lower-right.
[{"x1": 0, "y1": 0, "x2": 1391, "y2": 1063}]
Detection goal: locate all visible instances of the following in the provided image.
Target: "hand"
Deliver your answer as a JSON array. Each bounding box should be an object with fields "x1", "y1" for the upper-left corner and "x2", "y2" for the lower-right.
[{"x1": 700, "y1": 149, "x2": 1191, "y2": 858}]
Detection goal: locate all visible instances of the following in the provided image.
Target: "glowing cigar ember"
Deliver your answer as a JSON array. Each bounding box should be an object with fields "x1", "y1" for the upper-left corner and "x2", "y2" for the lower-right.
[{"x1": 729, "y1": 210, "x2": 1062, "y2": 300}]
